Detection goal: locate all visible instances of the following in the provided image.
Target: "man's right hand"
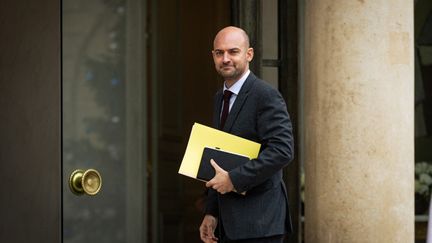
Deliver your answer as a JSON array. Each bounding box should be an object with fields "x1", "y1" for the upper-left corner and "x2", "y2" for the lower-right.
[{"x1": 199, "y1": 214, "x2": 218, "y2": 243}]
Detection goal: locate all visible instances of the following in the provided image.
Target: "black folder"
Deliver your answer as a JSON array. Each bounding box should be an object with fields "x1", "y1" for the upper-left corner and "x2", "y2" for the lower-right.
[{"x1": 197, "y1": 147, "x2": 250, "y2": 181}]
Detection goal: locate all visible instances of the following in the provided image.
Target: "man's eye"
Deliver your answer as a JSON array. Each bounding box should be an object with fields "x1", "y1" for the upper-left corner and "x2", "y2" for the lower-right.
[
  {"x1": 229, "y1": 49, "x2": 240, "y2": 55},
  {"x1": 215, "y1": 51, "x2": 224, "y2": 56}
]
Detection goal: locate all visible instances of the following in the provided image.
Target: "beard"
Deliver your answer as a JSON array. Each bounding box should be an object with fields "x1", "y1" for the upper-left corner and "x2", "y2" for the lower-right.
[{"x1": 217, "y1": 65, "x2": 243, "y2": 80}]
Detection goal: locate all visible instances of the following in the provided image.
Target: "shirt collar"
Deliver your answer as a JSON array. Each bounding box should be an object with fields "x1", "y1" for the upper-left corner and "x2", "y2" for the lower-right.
[{"x1": 223, "y1": 69, "x2": 250, "y2": 95}]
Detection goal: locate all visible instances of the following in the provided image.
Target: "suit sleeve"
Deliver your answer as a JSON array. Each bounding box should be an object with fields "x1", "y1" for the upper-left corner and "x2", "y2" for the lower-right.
[
  {"x1": 228, "y1": 87, "x2": 294, "y2": 193},
  {"x1": 204, "y1": 188, "x2": 218, "y2": 217}
]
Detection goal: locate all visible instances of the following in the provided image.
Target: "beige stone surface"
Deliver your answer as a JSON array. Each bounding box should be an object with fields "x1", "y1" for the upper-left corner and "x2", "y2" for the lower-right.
[{"x1": 303, "y1": 0, "x2": 414, "y2": 242}]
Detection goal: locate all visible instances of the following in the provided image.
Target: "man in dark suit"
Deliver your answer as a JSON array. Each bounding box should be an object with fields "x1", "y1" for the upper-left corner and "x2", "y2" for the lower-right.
[{"x1": 199, "y1": 26, "x2": 294, "y2": 243}]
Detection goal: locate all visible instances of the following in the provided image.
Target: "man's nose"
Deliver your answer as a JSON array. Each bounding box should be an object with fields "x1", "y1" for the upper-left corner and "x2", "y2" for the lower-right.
[{"x1": 222, "y1": 52, "x2": 231, "y2": 63}]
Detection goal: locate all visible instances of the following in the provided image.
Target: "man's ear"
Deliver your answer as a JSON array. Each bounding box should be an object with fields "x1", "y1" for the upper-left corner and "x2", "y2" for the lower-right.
[{"x1": 246, "y1": 47, "x2": 254, "y2": 62}]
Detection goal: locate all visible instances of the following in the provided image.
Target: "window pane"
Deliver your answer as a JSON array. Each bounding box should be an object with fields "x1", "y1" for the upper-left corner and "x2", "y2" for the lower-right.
[
  {"x1": 262, "y1": 66, "x2": 279, "y2": 89},
  {"x1": 262, "y1": 0, "x2": 278, "y2": 60}
]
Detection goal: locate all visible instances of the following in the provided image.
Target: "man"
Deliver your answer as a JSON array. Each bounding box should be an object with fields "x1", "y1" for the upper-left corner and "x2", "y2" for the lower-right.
[{"x1": 199, "y1": 26, "x2": 294, "y2": 243}]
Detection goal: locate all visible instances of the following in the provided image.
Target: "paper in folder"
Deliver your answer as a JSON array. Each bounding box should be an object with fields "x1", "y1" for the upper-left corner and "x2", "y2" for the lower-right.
[{"x1": 178, "y1": 123, "x2": 261, "y2": 180}]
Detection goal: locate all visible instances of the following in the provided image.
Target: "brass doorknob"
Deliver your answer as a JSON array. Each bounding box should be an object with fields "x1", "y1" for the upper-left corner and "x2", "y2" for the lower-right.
[{"x1": 69, "y1": 169, "x2": 102, "y2": 196}]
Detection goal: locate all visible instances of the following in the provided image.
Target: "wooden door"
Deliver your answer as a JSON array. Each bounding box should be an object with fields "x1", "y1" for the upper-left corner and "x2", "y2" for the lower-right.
[{"x1": 0, "y1": 0, "x2": 61, "y2": 242}]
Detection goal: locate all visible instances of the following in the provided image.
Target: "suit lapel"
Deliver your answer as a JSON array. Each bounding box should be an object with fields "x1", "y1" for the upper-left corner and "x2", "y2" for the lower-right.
[
  {"x1": 214, "y1": 90, "x2": 223, "y2": 128},
  {"x1": 223, "y1": 72, "x2": 256, "y2": 132}
]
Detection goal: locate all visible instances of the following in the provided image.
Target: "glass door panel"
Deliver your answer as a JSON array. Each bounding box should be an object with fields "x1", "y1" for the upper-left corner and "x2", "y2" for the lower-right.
[{"x1": 62, "y1": 0, "x2": 147, "y2": 242}]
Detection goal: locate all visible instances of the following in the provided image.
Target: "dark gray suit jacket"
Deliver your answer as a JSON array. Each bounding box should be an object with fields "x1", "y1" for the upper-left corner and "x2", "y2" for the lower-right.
[{"x1": 205, "y1": 72, "x2": 294, "y2": 240}]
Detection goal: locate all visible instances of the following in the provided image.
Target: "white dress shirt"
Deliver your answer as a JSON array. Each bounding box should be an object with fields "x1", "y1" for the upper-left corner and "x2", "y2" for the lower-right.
[{"x1": 222, "y1": 69, "x2": 250, "y2": 113}]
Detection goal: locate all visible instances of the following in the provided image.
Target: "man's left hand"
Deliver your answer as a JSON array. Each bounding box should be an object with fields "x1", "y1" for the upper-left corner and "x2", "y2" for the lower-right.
[{"x1": 206, "y1": 159, "x2": 234, "y2": 194}]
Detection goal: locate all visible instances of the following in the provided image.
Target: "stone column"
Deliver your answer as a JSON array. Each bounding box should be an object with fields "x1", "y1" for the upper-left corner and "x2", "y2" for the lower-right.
[{"x1": 303, "y1": 0, "x2": 414, "y2": 242}]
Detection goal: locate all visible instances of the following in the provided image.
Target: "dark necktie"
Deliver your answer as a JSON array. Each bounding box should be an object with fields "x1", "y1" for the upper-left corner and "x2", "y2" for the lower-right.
[{"x1": 220, "y1": 90, "x2": 233, "y2": 129}]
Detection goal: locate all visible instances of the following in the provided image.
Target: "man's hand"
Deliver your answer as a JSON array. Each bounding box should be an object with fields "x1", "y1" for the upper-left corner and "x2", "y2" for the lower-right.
[
  {"x1": 199, "y1": 214, "x2": 218, "y2": 243},
  {"x1": 206, "y1": 159, "x2": 234, "y2": 194}
]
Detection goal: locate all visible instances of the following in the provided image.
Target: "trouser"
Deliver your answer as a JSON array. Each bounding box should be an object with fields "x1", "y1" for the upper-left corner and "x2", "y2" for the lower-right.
[
  {"x1": 219, "y1": 220, "x2": 285, "y2": 243},
  {"x1": 220, "y1": 234, "x2": 285, "y2": 243}
]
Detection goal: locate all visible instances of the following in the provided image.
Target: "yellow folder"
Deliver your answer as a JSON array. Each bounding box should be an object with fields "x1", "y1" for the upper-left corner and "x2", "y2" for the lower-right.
[{"x1": 178, "y1": 123, "x2": 261, "y2": 179}]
